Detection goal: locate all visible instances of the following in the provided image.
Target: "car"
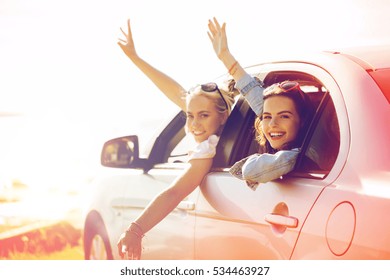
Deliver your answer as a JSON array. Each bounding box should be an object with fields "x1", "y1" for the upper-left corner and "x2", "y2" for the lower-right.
[{"x1": 83, "y1": 45, "x2": 390, "y2": 260}]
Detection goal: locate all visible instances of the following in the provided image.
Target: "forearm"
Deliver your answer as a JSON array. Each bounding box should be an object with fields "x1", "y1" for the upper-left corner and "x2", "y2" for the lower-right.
[
  {"x1": 208, "y1": 19, "x2": 265, "y2": 115},
  {"x1": 126, "y1": 54, "x2": 187, "y2": 111},
  {"x1": 132, "y1": 187, "x2": 185, "y2": 235},
  {"x1": 217, "y1": 50, "x2": 247, "y2": 81},
  {"x1": 242, "y1": 149, "x2": 299, "y2": 183},
  {"x1": 235, "y1": 73, "x2": 264, "y2": 116},
  {"x1": 130, "y1": 159, "x2": 212, "y2": 235}
]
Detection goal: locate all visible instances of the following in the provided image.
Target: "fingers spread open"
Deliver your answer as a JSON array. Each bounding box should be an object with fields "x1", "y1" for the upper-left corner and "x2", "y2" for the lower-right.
[{"x1": 213, "y1": 17, "x2": 222, "y2": 31}]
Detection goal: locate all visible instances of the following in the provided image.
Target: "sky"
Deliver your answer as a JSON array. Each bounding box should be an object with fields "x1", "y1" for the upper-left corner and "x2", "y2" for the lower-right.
[{"x1": 1, "y1": 0, "x2": 390, "y2": 190}]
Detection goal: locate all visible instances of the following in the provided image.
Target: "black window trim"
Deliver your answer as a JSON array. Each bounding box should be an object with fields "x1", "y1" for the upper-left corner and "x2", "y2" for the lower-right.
[{"x1": 289, "y1": 91, "x2": 333, "y2": 180}]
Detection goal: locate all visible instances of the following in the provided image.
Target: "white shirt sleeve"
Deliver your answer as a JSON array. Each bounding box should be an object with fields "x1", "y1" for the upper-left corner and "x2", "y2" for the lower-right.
[{"x1": 187, "y1": 135, "x2": 219, "y2": 161}]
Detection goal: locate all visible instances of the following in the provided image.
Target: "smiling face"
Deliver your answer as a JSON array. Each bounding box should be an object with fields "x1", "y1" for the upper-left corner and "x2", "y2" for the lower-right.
[
  {"x1": 261, "y1": 96, "x2": 301, "y2": 150},
  {"x1": 185, "y1": 94, "x2": 226, "y2": 143}
]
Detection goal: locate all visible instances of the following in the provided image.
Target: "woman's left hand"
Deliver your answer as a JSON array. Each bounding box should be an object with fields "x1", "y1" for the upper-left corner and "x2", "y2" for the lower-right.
[{"x1": 207, "y1": 17, "x2": 229, "y2": 60}]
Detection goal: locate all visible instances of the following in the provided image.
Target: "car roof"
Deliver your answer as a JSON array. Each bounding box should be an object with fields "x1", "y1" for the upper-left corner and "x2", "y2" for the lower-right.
[
  {"x1": 324, "y1": 45, "x2": 390, "y2": 71},
  {"x1": 239, "y1": 44, "x2": 390, "y2": 104},
  {"x1": 242, "y1": 44, "x2": 390, "y2": 71}
]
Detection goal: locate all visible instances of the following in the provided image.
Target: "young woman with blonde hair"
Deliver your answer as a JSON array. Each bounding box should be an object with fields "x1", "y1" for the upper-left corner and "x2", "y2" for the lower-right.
[{"x1": 116, "y1": 19, "x2": 238, "y2": 260}]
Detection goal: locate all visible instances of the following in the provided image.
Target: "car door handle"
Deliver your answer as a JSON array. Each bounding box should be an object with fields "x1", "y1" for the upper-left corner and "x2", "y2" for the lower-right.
[
  {"x1": 177, "y1": 201, "x2": 195, "y2": 211},
  {"x1": 264, "y1": 213, "x2": 298, "y2": 228}
]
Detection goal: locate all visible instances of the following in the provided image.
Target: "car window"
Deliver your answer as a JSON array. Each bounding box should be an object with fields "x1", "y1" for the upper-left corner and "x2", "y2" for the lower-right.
[
  {"x1": 294, "y1": 95, "x2": 340, "y2": 178},
  {"x1": 230, "y1": 70, "x2": 340, "y2": 180},
  {"x1": 167, "y1": 133, "x2": 196, "y2": 163}
]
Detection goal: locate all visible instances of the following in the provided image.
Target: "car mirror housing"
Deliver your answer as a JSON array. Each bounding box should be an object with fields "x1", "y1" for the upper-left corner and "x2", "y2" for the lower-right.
[{"x1": 101, "y1": 135, "x2": 140, "y2": 168}]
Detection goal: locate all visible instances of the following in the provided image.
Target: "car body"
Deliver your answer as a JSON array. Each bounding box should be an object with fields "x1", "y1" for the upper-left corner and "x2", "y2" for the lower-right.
[{"x1": 83, "y1": 45, "x2": 390, "y2": 260}]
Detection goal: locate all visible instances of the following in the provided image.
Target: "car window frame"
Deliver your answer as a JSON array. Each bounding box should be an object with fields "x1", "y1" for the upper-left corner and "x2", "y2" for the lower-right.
[
  {"x1": 148, "y1": 63, "x2": 349, "y2": 186},
  {"x1": 217, "y1": 65, "x2": 347, "y2": 184},
  {"x1": 291, "y1": 92, "x2": 341, "y2": 179}
]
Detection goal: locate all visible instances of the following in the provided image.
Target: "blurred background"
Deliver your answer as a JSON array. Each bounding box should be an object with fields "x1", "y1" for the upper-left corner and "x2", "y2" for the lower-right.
[{"x1": 1, "y1": 0, "x2": 390, "y2": 258}]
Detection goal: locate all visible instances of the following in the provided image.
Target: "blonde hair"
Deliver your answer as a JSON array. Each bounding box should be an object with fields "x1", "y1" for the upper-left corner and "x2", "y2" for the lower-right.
[{"x1": 187, "y1": 79, "x2": 239, "y2": 115}]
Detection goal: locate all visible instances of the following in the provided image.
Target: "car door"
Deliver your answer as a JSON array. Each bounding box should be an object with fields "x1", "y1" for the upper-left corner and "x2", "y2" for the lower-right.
[
  {"x1": 119, "y1": 112, "x2": 200, "y2": 260},
  {"x1": 291, "y1": 67, "x2": 390, "y2": 259},
  {"x1": 193, "y1": 65, "x2": 343, "y2": 259},
  {"x1": 120, "y1": 162, "x2": 200, "y2": 260}
]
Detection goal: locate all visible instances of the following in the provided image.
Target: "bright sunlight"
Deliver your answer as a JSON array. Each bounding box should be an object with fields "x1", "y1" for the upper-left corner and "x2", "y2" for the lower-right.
[{"x1": 1, "y1": 0, "x2": 390, "y2": 260}]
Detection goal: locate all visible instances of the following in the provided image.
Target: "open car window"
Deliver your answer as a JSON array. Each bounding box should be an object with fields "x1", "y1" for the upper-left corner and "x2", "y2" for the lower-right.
[
  {"x1": 168, "y1": 133, "x2": 195, "y2": 163},
  {"x1": 293, "y1": 94, "x2": 340, "y2": 178},
  {"x1": 228, "y1": 70, "x2": 341, "y2": 180},
  {"x1": 168, "y1": 95, "x2": 242, "y2": 165},
  {"x1": 160, "y1": 70, "x2": 341, "y2": 179}
]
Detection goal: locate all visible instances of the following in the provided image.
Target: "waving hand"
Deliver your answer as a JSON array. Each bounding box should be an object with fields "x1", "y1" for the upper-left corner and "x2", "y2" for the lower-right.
[
  {"x1": 117, "y1": 19, "x2": 187, "y2": 111},
  {"x1": 118, "y1": 19, "x2": 137, "y2": 59},
  {"x1": 207, "y1": 17, "x2": 230, "y2": 60},
  {"x1": 207, "y1": 17, "x2": 245, "y2": 80}
]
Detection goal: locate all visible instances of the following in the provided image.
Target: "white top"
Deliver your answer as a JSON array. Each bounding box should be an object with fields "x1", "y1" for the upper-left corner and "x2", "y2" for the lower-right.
[{"x1": 187, "y1": 135, "x2": 219, "y2": 161}]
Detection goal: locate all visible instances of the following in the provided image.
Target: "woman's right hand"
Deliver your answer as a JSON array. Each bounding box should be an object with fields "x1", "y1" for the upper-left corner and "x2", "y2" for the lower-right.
[
  {"x1": 117, "y1": 230, "x2": 142, "y2": 260},
  {"x1": 118, "y1": 19, "x2": 137, "y2": 60}
]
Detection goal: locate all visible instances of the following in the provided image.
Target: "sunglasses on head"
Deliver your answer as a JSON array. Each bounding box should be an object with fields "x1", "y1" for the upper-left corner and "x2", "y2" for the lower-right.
[
  {"x1": 279, "y1": 80, "x2": 301, "y2": 91},
  {"x1": 264, "y1": 80, "x2": 306, "y2": 99},
  {"x1": 265, "y1": 80, "x2": 300, "y2": 93},
  {"x1": 190, "y1": 82, "x2": 229, "y2": 110}
]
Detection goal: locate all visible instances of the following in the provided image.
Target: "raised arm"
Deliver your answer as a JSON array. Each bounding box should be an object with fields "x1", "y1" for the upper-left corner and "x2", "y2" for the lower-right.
[
  {"x1": 118, "y1": 19, "x2": 187, "y2": 111},
  {"x1": 207, "y1": 18, "x2": 247, "y2": 81},
  {"x1": 207, "y1": 17, "x2": 265, "y2": 116}
]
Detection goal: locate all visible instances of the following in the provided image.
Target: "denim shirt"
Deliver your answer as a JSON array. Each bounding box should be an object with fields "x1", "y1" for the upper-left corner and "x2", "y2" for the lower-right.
[
  {"x1": 230, "y1": 74, "x2": 299, "y2": 190},
  {"x1": 235, "y1": 73, "x2": 265, "y2": 116}
]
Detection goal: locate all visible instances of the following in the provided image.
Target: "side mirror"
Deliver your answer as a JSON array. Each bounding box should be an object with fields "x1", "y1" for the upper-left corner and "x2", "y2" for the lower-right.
[{"x1": 101, "y1": 135, "x2": 140, "y2": 168}]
